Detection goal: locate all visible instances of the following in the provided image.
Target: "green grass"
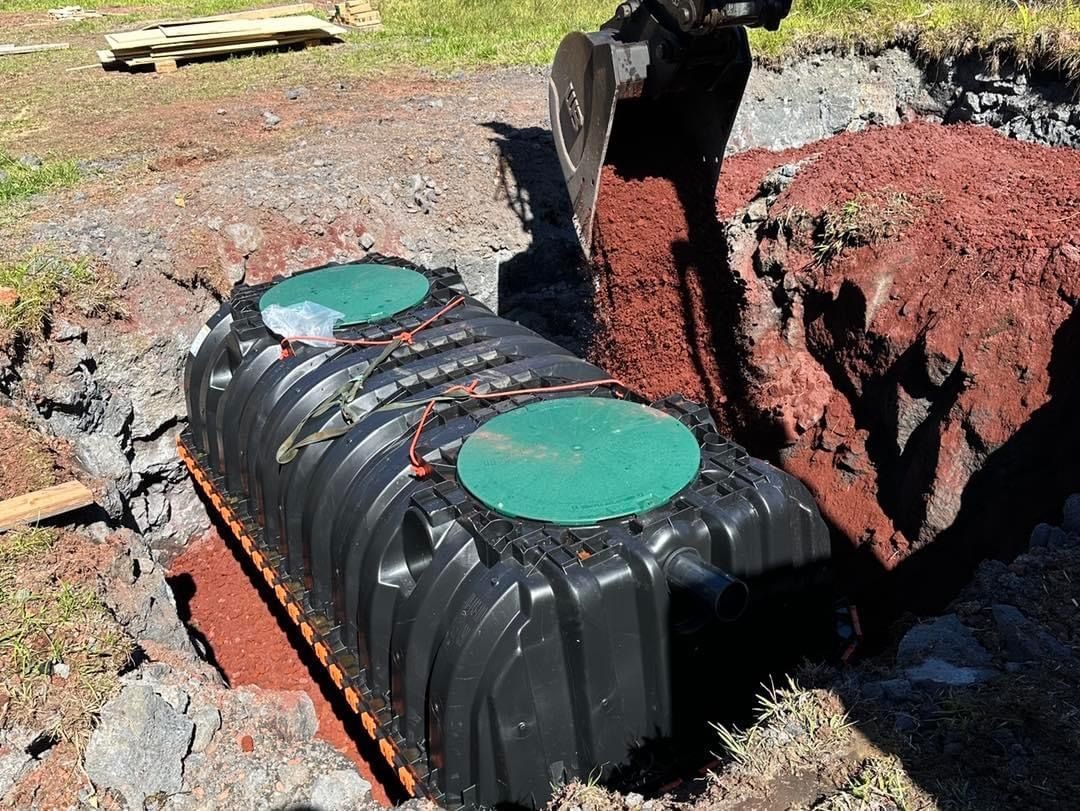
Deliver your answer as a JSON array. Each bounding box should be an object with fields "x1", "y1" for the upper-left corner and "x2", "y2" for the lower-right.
[
  {"x1": 814, "y1": 755, "x2": 919, "y2": 811},
  {"x1": 751, "y1": 0, "x2": 1080, "y2": 78},
  {"x1": 0, "y1": 527, "x2": 133, "y2": 747},
  {"x1": 713, "y1": 676, "x2": 851, "y2": 772},
  {"x1": 0, "y1": 152, "x2": 79, "y2": 207},
  {"x1": 811, "y1": 190, "x2": 917, "y2": 263},
  {"x1": 0, "y1": 250, "x2": 117, "y2": 341},
  {"x1": 2, "y1": 0, "x2": 1078, "y2": 74}
]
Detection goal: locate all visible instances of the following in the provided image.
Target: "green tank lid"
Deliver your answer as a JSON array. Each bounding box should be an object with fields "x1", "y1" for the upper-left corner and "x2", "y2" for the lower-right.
[
  {"x1": 457, "y1": 397, "x2": 701, "y2": 525},
  {"x1": 259, "y1": 263, "x2": 431, "y2": 327}
]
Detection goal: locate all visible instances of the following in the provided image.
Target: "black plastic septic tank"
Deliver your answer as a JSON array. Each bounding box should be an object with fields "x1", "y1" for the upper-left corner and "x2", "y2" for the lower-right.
[{"x1": 181, "y1": 258, "x2": 831, "y2": 809}]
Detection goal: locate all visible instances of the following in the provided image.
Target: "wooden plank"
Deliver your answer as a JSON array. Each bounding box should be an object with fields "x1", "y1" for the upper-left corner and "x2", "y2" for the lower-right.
[
  {"x1": 146, "y1": 38, "x2": 286, "y2": 58},
  {"x1": 0, "y1": 480, "x2": 94, "y2": 532},
  {"x1": 153, "y1": 59, "x2": 178, "y2": 73},
  {"x1": 134, "y1": 4, "x2": 316, "y2": 30},
  {"x1": 172, "y1": 4, "x2": 316, "y2": 23},
  {"x1": 117, "y1": 36, "x2": 320, "y2": 66},
  {"x1": 110, "y1": 30, "x2": 336, "y2": 59},
  {"x1": 107, "y1": 16, "x2": 342, "y2": 50},
  {"x1": 0, "y1": 42, "x2": 70, "y2": 55}
]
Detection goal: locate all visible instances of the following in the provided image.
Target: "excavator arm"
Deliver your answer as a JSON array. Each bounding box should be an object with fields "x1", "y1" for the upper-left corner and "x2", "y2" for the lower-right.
[{"x1": 549, "y1": 0, "x2": 792, "y2": 253}]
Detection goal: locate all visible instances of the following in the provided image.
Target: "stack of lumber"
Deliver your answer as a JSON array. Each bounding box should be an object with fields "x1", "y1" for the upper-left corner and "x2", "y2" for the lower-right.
[
  {"x1": 98, "y1": 6, "x2": 345, "y2": 72},
  {"x1": 333, "y1": 0, "x2": 383, "y2": 31}
]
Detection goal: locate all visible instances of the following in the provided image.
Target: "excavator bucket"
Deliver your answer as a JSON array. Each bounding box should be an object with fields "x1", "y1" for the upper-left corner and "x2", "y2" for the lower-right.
[{"x1": 549, "y1": 4, "x2": 757, "y2": 255}]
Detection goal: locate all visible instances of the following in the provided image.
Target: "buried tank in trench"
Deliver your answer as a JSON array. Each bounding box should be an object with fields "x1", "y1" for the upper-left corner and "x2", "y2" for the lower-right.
[{"x1": 180, "y1": 257, "x2": 832, "y2": 808}]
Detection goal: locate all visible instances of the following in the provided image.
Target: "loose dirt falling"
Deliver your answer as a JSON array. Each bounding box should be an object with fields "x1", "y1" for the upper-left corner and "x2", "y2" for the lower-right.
[{"x1": 169, "y1": 531, "x2": 392, "y2": 805}]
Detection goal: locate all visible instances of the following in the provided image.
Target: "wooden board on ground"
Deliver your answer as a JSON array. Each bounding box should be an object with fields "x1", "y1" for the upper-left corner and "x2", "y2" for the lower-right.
[
  {"x1": 0, "y1": 42, "x2": 70, "y2": 56},
  {"x1": 0, "y1": 480, "x2": 95, "y2": 532},
  {"x1": 135, "y1": 4, "x2": 316, "y2": 31},
  {"x1": 49, "y1": 6, "x2": 105, "y2": 21},
  {"x1": 99, "y1": 12, "x2": 345, "y2": 71}
]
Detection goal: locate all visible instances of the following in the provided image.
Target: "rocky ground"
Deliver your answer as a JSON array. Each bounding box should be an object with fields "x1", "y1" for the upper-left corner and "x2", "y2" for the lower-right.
[
  {"x1": 552, "y1": 496, "x2": 1080, "y2": 810},
  {"x1": 0, "y1": 407, "x2": 420, "y2": 808},
  {"x1": 1, "y1": 34, "x2": 1078, "y2": 811}
]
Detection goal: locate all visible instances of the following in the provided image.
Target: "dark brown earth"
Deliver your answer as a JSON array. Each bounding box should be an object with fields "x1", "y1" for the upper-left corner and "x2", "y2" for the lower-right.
[
  {"x1": 589, "y1": 122, "x2": 1080, "y2": 608},
  {"x1": 0, "y1": 407, "x2": 77, "y2": 497},
  {"x1": 168, "y1": 531, "x2": 392, "y2": 806}
]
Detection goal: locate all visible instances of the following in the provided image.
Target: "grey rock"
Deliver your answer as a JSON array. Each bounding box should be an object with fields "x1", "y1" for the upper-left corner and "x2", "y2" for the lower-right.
[
  {"x1": 190, "y1": 707, "x2": 221, "y2": 753},
  {"x1": 105, "y1": 531, "x2": 199, "y2": 658},
  {"x1": 285, "y1": 87, "x2": 306, "y2": 101},
  {"x1": 224, "y1": 222, "x2": 264, "y2": 256},
  {"x1": 625, "y1": 792, "x2": 645, "y2": 808},
  {"x1": 359, "y1": 231, "x2": 376, "y2": 250},
  {"x1": 52, "y1": 661, "x2": 71, "y2": 679},
  {"x1": 992, "y1": 603, "x2": 1071, "y2": 662},
  {"x1": 154, "y1": 683, "x2": 191, "y2": 714},
  {"x1": 1063, "y1": 494, "x2": 1080, "y2": 535},
  {"x1": 52, "y1": 318, "x2": 86, "y2": 342},
  {"x1": 456, "y1": 253, "x2": 503, "y2": 310},
  {"x1": 745, "y1": 197, "x2": 769, "y2": 222},
  {"x1": 1029, "y1": 522, "x2": 1063, "y2": 548},
  {"x1": 280, "y1": 760, "x2": 311, "y2": 791},
  {"x1": 893, "y1": 712, "x2": 917, "y2": 733},
  {"x1": 898, "y1": 614, "x2": 993, "y2": 669},
  {"x1": 84, "y1": 683, "x2": 194, "y2": 809},
  {"x1": 1051, "y1": 527, "x2": 1077, "y2": 549},
  {"x1": 263, "y1": 111, "x2": 282, "y2": 128},
  {"x1": 0, "y1": 729, "x2": 37, "y2": 799},
  {"x1": 308, "y1": 769, "x2": 372, "y2": 810},
  {"x1": 870, "y1": 678, "x2": 914, "y2": 702},
  {"x1": 18, "y1": 154, "x2": 42, "y2": 169},
  {"x1": 905, "y1": 657, "x2": 993, "y2": 687}
]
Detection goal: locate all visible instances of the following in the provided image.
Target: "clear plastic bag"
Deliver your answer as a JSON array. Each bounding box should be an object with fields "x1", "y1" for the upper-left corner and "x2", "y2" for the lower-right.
[{"x1": 261, "y1": 301, "x2": 344, "y2": 346}]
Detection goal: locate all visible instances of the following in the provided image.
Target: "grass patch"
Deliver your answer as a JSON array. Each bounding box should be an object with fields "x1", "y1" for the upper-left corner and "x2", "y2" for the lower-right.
[
  {"x1": 2, "y1": 0, "x2": 1078, "y2": 76},
  {"x1": 751, "y1": 0, "x2": 1080, "y2": 80},
  {"x1": 0, "y1": 250, "x2": 119, "y2": 342},
  {"x1": 814, "y1": 755, "x2": 921, "y2": 811},
  {"x1": 0, "y1": 152, "x2": 79, "y2": 208},
  {"x1": 811, "y1": 189, "x2": 917, "y2": 263},
  {"x1": 335, "y1": 0, "x2": 613, "y2": 71},
  {"x1": 0, "y1": 528, "x2": 133, "y2": 747},
  {"x1": 713, "y1": 676, "x2": 851, "y2": 772}
]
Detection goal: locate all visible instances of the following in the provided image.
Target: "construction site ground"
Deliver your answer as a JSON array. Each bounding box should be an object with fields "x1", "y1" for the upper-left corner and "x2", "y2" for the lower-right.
[{"x1": 2, "y1": 2, "x2": 1080, "y2": 809}]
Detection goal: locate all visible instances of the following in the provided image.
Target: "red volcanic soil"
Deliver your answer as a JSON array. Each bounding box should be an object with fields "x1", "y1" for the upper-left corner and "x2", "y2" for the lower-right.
[
  {"x1": 169, "y1": 531, "x2": 392, "y2": 805},
  {"x1": 588, "y1": 121, "x2": 1080, "y2": 603}
]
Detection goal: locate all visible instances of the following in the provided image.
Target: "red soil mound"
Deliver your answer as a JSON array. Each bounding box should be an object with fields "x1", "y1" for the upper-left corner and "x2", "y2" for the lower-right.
[
  {"x1": 589, "y1": 122, "x2": 1080, "y2": 590},
  {"x1": 169, "y1": 532, "x2": 391, "y2": 805}
]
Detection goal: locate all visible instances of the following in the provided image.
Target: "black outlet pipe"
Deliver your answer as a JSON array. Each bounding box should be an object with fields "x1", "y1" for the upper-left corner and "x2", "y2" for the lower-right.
[{"x1": 665, "y1": 550, "x2": 749, "y2": 622}]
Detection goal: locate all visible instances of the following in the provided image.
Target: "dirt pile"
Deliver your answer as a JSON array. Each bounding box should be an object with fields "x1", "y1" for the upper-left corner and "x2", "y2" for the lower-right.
[{"x1": 589, "y1": 121, "x2": 1080, "y2": 592}]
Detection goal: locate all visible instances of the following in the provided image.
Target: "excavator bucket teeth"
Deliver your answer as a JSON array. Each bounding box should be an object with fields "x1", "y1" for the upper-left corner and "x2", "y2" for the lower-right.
[{"x1": 549, "y1": 30, "x2": 646, "y2": 255}]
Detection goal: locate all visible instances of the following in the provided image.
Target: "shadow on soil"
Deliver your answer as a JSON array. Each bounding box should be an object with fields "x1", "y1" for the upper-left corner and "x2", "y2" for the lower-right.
[{"x1": 481, "y1": 121, "x2": 596, "y2": 355}]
